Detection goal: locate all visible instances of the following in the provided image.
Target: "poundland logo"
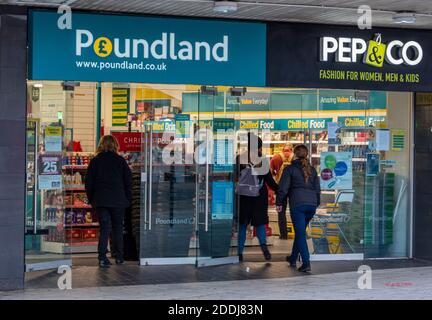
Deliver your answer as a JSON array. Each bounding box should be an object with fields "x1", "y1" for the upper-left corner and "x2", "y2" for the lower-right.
[
  {"x1": 320, "y1": 34, "x2": 423, "y2": 67},
  {"x1": 76, "y1": 29, "x2": 229, "y2": 62}
]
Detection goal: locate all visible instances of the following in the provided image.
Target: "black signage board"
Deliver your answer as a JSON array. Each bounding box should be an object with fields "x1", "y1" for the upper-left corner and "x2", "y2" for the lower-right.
[{"x1": 267, "y1": 22, "x2": 432, "y2": 92}]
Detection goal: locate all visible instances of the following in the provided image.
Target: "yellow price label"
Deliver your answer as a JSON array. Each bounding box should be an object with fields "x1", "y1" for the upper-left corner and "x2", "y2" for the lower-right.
[
  {"x1": 112, "y1": 96, "x2": 128, "y2": 103},
  {"x1": 45, "y1": 126, "x2": 62, "y2": 136}
]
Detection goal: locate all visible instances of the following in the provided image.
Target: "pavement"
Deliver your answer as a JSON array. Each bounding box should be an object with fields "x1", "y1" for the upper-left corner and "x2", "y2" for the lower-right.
[{"x1": 2, "y1": 264, "x2": 432, "y2": 300}]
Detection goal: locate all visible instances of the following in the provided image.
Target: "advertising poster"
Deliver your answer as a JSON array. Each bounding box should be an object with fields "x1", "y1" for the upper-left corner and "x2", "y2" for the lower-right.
[
  {"x1": 214, "y1": 139, "x2": 234, "y2": 173},
  {"x1": 328, "y1": 122, "x2": 341, "y2": 145},
  {"x1": 213, "y1": 118, "x2": 235, "y2": 173},
  {"x1": 320, "y1": 152, "x2": 352, "y2": 190},
  {"x1": 111, "y1": 132, "x2": 142, "y2": 152},
  {"x1": 39, "y1": 175, "x2": 62, "y2": 190},
  {"x1": 211, "y1": 181, "x2": 234, "y2": 220},
  {"x1": 38, "y1": 155, "x2": 62, "y2": 190},
  {"x1": 376, "y1": 129, "x2": 390, "y2": 151},
  {"x1": 366, "y1": 153, "x2": 380, "y2": 177},
  {"x1": 44, "y1": 126, "x2": 62, "y2": 152},
  {"x1": 175, "y1": 114, "x2": 190, "y2": 138}
]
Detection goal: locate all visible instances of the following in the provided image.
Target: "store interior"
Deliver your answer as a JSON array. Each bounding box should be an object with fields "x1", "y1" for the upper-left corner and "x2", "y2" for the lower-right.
[{"x1": 24, "y1": 81, "x2": 413, "y2": 269}]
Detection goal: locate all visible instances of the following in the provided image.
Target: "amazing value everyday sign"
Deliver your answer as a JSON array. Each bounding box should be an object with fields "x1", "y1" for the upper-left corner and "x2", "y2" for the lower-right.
[
  {"x1": 267, "y1": 23, "x2": 432, "y2": 91},
  {"x1": 29, "y1": 10, "x2": 266, "y2": 86}
]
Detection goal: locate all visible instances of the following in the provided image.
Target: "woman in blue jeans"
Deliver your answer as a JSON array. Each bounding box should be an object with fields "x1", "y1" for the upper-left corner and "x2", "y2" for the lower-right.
[
  {"x1": 235, "y1": 134, "x2": 278, "y2": 262},
  {"x1": 276, "y1": 145, "x2": 320, "y2": 272}
]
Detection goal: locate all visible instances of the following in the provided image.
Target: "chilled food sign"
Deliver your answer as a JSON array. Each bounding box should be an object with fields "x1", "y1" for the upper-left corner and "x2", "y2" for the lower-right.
[
  {"x1": 238, "y1": 118, "x2": 331, "y2": 130},
  {"x1": 338, "y1": 116, "x2": 386, "y2": 128}
]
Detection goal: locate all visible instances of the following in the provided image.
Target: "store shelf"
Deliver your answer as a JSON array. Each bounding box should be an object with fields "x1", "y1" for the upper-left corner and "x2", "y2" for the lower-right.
[
  {"x1": 63, "y1": 165, "x2": 88, "y2": 170},
  {"x1": 43, "y1": 221, "x2": 59, "y2": 227},
  {"x1": 64, "y1": 223, "x2": 99, "y2": 228},
  {"x1": 64, "y1": 187, "x2": 86, "y2": 191},
  {"x1": 340, "y1": 141, "x2": 369, "y2": 145},
  {"x1": 67, "y1": 243, "x2": 98, "y2": 254},
  {"x1": 241, "y1": 140, "x2": 327, "y2": 145},
  {"x1": 41, "y1": 241, "x2": 98, "y2": 254},
  {"x1": 69, "y1": 241, "x2": 98, "y2": 246},
  {"x1": 353, "y1": 158, "x2": 367, "y2": 162},
  {"x1": 65, "y1": 205, "x2": 92, "y2": 209}
]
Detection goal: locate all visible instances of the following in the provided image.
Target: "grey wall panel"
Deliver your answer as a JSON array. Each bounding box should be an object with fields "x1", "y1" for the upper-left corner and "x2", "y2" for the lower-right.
[
  {"x1": 0, "y1": 11, "x2": 27, "y2": 291},
  {"x1": 414, "y1": 98, "x2": 432, "y2": 261}
]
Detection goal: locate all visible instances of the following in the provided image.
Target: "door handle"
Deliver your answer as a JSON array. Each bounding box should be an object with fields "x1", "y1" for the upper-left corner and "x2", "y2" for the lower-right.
[
  {"x1": 33, "y1": 125, "x2": 39, "y2": 235},
  {"x1": 148, "y1": 127, "x2": 153, "y2": 231},
  {"x1": 205, "y1": 135, "x2": 210, "y2": 232}
]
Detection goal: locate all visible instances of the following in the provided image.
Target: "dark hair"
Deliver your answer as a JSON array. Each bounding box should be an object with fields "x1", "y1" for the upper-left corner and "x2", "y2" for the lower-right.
[
  {"x1": 294, "y1": 144, "x2": 312, "y2": 183},
  {"x1": 247, "y1": 132, "x2": 263, "y2": 163},
  {"x1": 247, "y1": 132, "x2": 262, "y2": 149}
]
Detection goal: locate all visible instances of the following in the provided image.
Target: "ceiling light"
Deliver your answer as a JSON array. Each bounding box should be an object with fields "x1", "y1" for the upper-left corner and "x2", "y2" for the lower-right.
[
  {"x1": 393, "y1": 12, "x2": 416, "y2": 24},
  {"x1": 33, "y1": 83, "x2": 43, "y2": 88},
  {"x1": 213, "y1": 1, "x2": 238, "y2": 14}
]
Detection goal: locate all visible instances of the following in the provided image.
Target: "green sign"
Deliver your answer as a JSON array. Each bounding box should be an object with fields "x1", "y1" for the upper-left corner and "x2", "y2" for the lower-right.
[{"x1": 112, "y1": 88, "x2": 129, "y2": 127}]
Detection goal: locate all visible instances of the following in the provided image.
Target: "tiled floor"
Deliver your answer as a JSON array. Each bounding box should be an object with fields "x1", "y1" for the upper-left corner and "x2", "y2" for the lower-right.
[{"x1": 24, "y1": 256, "x2": 432, "y2": 290}]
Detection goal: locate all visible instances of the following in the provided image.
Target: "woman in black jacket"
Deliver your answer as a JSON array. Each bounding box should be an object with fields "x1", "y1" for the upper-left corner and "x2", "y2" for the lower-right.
[
  {"x1": 276, "y1": 145, "x2": 320, "y2": 272},
  {"x1": 85, "y1": 135, "x2": 132, "y2": 268},
  {"x1": 236, "y1": 134, "x2": 278, "y2": 262}
]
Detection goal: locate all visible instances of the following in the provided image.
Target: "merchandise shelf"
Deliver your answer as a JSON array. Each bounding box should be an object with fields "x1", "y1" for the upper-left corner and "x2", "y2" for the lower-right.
[
  {"x1": 64, "y1": 223, "x2": 99, "y2": 227},
  {"x1": 62, "y1": 165, "x2": 88, "y2": 170},
  {"x1": 64, "y1": 187, "x2": 86, "y2": 191},
  {"x1": 65, "y1": 205, "x2": 92, "y2": 209}
]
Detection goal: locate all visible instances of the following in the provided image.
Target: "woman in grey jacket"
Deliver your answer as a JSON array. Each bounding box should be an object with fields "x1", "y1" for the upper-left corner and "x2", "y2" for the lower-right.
[{"x1": 276, "y1": 145, "x2": 320, "y2": 272}]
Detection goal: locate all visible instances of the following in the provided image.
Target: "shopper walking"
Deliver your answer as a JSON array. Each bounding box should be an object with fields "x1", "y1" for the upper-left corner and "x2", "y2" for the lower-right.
[
  {"x1": 276, "y1": 145, "x2": 320, "y2": 272},
  {"x1": 85, "y1": 135, "x2": 132, "y2": 268},
  {"x1": 270, "y1": 143, "x2": 294, "y2": 240},
  {"x1": 236, "y1": 133, "x2": 278, "y2": 262}
]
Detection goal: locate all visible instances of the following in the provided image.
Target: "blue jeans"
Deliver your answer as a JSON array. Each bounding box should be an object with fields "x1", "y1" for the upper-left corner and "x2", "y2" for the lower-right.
[
  {"x1": 290, "y1": 205, "x2": 316, "y2": 265},
  {"x1": 238, "y1": 224, "x2": 266, "y2": 255}
]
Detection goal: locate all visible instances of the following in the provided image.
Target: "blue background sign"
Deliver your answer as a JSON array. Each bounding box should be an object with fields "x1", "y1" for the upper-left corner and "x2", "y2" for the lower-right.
[{"x1": 29, "y1": 10, "x2": 266, "y2": 86}]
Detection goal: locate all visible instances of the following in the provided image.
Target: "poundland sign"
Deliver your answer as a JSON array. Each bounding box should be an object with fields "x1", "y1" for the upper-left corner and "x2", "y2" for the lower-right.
[{"x1": 29, "y1": 10, "x2": 266, "y2": 86}]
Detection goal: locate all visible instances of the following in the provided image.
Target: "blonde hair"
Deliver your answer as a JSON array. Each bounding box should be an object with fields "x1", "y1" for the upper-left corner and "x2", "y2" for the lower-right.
[
  {"x1": 96, "y1": 135, "x2": 119, "y2": 154},
  {"x1": 283, "y1": 143, "x2": 293, "y2": 152}
]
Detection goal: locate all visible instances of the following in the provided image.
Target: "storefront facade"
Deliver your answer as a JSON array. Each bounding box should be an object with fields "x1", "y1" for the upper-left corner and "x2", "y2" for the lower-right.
[{"x1": 0, "y1": 5, "x2": 431, "y2": 290}]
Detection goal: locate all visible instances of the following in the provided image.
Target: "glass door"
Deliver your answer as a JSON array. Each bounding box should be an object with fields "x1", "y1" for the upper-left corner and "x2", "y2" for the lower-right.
[
  {"x1": 138, "y1": 85, "x2": 238, "y2": 266},
  {"x1": 139, "y1": 87, "x2": 197, "y2": 265},
  {"x1": 195, "y1": 87, "x2": 238, "y2": 267},
  {"x1": 25, "y1": 81, "x2": 72, "y2": 272}
]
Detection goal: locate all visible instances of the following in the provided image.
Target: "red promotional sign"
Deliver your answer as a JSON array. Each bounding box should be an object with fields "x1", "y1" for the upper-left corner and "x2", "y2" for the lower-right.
[{"x1": 111, "y1": 132, "x2": 142, "y2": 152}]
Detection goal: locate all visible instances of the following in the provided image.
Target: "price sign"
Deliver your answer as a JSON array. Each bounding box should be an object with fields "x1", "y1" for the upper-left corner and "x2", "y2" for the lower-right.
[{"x1": 39, "y1": 155, "x2": 61, "y2": 175}]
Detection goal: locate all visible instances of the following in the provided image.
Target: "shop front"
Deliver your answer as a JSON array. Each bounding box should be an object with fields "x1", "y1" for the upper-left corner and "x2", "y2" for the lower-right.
[{"x1": 22, "y1": 8, "x2": 429, "y2": 278}]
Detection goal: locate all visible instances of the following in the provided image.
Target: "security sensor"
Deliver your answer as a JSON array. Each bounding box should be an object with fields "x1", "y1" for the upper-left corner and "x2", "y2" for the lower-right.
[
  {"x1": 200, "y1": 86, "x2": 218, "y2": 96},
  {"x1": 213, "y1": 1, "x2": 238, "y2": 13},
  {"x1": 229, "y1": 87, "x2": 247, "y2": 96},
  {"x1": 62, "y1": 81, "x2": 80, "y2": 91},
  {"x1": 393, "y1": 12, "x2": 416, "y2": 24}
]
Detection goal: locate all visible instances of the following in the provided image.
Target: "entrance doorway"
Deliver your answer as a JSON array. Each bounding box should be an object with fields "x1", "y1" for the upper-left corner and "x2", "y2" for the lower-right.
[{"x1": 24, "y1": 81, "x2": 413, "y2": 283}]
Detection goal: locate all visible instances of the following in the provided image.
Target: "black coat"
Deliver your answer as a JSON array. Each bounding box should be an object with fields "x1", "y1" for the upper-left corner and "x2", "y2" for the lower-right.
[
  {"x1": 85, "y1": 151, "x2": 132, "y2": 208},
  {"x1": 236, "y1": 156, "x2": 279, "y2": 226},
  {"x1": 276, "y1": 159, "x2": 321, "y2": 210}
]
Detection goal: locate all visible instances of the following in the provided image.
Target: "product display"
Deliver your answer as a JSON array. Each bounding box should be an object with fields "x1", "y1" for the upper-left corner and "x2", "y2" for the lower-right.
[{"x1": 41, "y1": 152, "x2": 99, "y2": 253}]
